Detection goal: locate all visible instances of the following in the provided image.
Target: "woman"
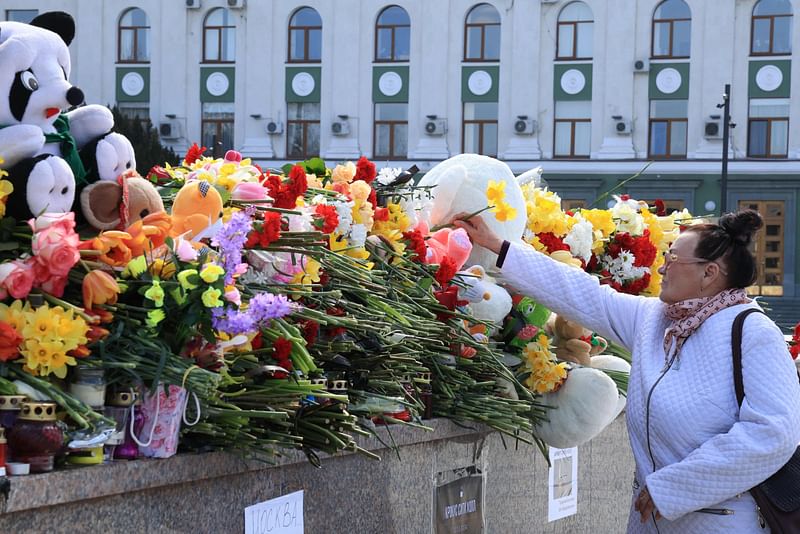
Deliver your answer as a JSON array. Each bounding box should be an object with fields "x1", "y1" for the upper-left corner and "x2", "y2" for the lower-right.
[{"x1": 454, "y1": 209, "x2": 800, "y2": 533}]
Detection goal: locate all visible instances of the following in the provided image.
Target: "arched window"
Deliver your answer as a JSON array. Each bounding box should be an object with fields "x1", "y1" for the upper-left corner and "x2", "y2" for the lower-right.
[
  {"x1": 288, "y1": 7, "x2": 322, "y2": 62},
  {"x1": 751, "y1": 0, "x2": 793, "y2": 55},
  {"x1": 464, "y1": 3, "x2": 501, "y2": 61},
  {"x1": 375, "y1": 6, "x2": 410, "y2": 62},
  {"x1": 203, "y1": 8, "x2": 235, "y2": 63},
  {"x1": 557, "y1": 2, "x2": 593, "y2": 60},
  {"x1": 651, "y1": 0, "x2": 691, "y2": 58},
  {"x1": 118, "y1": 8, "x2": 150, "y2": 63}
]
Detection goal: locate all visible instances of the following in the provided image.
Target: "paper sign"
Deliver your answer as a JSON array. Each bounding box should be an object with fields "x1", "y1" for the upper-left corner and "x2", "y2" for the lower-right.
[
  {"x1": 548, "y1": 447, "x2": 578, "y2": 522},
  {"x1": 245, "y1": 490, "x2": 304, "y2": 534},
  {"x1": 433, "y1": 465, "x2": 485, "y2": 533}
]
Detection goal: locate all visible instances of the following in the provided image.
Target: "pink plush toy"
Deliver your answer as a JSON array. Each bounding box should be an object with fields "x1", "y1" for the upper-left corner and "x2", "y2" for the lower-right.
[{"x1": 417, "y1": 222, "x2": 472, "y2": 270}]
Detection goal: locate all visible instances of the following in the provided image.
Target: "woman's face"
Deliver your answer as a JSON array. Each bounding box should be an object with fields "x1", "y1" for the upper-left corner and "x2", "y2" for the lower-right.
[{"x1": 658, "y1": 232, "x2": 710, "y2": 304}]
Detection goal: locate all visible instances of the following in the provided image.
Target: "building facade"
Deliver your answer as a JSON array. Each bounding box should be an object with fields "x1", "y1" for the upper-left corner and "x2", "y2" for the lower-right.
[{"x1": 5, "y1": 0, "x2": 800, "y2": 320}]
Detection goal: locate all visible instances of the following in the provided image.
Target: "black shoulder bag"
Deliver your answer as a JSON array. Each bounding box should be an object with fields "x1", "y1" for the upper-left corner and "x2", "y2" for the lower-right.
[{"x1": 732, "y1": 308, "x2": 800, "y2": 533}]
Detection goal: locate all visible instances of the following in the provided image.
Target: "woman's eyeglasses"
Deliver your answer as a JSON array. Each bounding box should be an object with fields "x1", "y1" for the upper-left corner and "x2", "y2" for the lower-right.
[{"x1": 662, "y1": 251, "x2": 728, "y2": 275}]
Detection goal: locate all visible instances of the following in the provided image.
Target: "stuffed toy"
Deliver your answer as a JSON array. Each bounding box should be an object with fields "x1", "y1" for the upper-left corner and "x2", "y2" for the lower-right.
[
  {"x1": 502, "y1": 295, "x2": 552, "y2": 352},
  {"x1": 79, "y1": 132, "x2": 136, "y2": 185},
  {"x1": 80, "y1": 171, "x2": 165, "y2": 231},
  {"x1": 548, "y1": 314, "x2": 609, "y2": 367},
  {"x1": 0, "y1": 12, "x2": 116, "y2": 220},
  {"x1": 170, "y1": 180, "x2": 224, "y2": 241},
  {"x1": 417, "y1": 154, "x2": 528, "y2": 268},
  {"x1": 590, "y1": 354, "x2": 631, "y2": 419},
  {"x1": 533, "y1": 366, "x2": 620, "y2": 449},
  {"x1": 459, "y1": 267, "x2": 512, "y2": 328},
  {"x1": 423, "y1": 225, "x2": 472, "y2": 269}
]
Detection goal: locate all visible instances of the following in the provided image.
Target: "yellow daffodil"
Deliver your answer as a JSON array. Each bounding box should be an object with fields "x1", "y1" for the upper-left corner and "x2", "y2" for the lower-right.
[
  {"x1": 486, "y1": 180, "x2": 507, "y2": 206},
  {"x1": 144, "y1": 280, "x2": 165, "y2": 307},
  {"x1": 0, "y1": 300, "x2": 30, "y2": 334},
  {"x1": 372, "y1": 203, "x2": 411, "y2": 235},
  {"x1": 200, "y1": 263, "x2": 225, "y2": 283},
  {"x1": 177, "y1": 269, "x2": 200, "y2": 290},
  {"x1": 22, "y1": 305, "x2": 58, "y2": 341},
  {"x1": 521, "y1": 333, "x2": 568, "y2": 394},
  {"x1": 491, "y1": 201, "x2": 517, "y2": 222},
  {"x1": 146, "y1": 309, "x2": 166, "y2": 327},
  {"x1": 201, "y1": 286, "x2": 223, "y2": 308},
  {"x1": 290, "y1": 258, "x2": 322, "y2": 286},
  {"x1": 47, "y1": 350, "x2": 77, "y2": 379}
]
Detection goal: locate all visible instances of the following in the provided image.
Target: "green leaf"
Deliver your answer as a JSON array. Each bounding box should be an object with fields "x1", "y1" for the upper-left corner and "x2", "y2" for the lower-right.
[
  {"x1": 214, "y1": 185, "x2": 231, "y2": 204},
  {"x1": 0, "y1": 242, "x2": 19, "y2": 251},
  {"x1": 303, "y1": 157, "x2": 327, "y2": 176},
  {"x1": 281, "y1": 163, "x2": 294, "y2": 175}
]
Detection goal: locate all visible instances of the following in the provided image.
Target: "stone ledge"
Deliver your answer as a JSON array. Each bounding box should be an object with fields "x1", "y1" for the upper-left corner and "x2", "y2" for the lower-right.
[{"x1": 0, "y1": 418, "x2": 490, "y2": 515}]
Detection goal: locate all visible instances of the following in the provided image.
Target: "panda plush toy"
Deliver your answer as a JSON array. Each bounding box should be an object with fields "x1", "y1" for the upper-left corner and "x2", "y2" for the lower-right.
[{"x1": 0, "y1": 11, "x2": 117, "y2": 220}]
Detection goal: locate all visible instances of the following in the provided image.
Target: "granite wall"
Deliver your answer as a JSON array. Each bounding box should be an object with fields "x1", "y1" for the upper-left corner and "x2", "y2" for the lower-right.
[{"x1": 0, "y1": 416, "x2": 633, "y2": 533}]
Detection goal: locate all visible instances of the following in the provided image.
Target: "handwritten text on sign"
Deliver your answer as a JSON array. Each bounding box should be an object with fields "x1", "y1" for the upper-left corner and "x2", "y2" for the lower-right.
[{"x1": 244, "y1": 490, "x2": 304, "y2": 534}]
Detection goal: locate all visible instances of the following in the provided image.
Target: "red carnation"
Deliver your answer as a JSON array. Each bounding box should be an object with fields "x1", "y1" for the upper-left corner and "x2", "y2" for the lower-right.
[
  {"x1": 435, "y1": 256, "x2": 458, "y2": 286},
  {"x1": 654, "y1": 199, "x2": 667, "y2": 216},
  {"x1": 354, "y1": 156, "x2": 377, "y2": 184},
  {"x1": 184, "y1": 143, "x2": 206, "y2": 165},
  {"x1": 273, "y1": 337, "x2": 293, "y2": 363},
  {"x1": 300, "y1": 320, "x2": 320, "y2": 346},
  {"x1": 402, "y1": 230, "x2": 427, "y2": 263},
  {"x1": 251, "y1": 332, "x2": 263, "y2": 350},
  {"x1": 313, "y1": 204, "x2": 339, "y2": 234},
  {"x1": 537, "y1": 232, "x2": 571, "y2": 254},
  {"x1": 289, "y1": 165, "x2": 308, "y2": 198}
]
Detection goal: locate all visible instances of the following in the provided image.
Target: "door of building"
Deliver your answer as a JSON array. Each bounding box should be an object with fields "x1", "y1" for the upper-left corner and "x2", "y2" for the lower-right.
[{"x1": 738, "y1": 200, "x2": 785, "y2": 296}]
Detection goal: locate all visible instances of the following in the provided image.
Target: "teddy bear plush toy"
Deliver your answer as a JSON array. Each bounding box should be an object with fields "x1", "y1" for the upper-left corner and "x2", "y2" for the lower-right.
[
  {"x1": 549, "y1": 314, "x2": 609, "y2": 367},
  {"x1": 0, "y1": 11, "x2": 118, "y2": 220}
]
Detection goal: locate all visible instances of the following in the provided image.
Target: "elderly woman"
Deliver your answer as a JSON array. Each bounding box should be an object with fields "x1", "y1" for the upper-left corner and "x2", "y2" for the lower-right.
[{"x1": 454, "y1": 209, "x2": 800, "y2": 533}]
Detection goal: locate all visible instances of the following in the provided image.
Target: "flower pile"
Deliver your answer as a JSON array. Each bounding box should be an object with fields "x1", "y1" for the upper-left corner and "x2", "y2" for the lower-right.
[{"x1": 521, "y1": 186, "x2": 693, "y2": 296}]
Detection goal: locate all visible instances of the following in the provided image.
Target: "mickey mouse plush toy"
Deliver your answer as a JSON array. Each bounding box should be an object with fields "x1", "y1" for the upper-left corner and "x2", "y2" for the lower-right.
[{"x1": 0, "y1": 11, "x2": 115, "y2": 219}]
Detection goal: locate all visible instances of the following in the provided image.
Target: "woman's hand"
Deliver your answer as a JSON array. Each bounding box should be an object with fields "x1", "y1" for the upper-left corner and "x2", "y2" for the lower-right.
[
  {"x1": 634, "y1": 485, "x2": 662, "y2": 523},
  {"x1": 452, "y1": 213, "x2": 504, "y2": 254}
]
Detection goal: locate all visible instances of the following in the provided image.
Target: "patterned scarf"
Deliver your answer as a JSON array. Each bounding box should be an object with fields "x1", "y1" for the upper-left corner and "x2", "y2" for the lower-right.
[{"x1": 663, "y1": 288, "x2": 751, "y2": 360}]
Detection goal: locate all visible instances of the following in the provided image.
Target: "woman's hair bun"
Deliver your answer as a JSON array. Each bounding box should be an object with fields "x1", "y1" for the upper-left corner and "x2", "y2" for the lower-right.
[{"x1": 719, "y1": 209, "x2": 763, "y2": 246}]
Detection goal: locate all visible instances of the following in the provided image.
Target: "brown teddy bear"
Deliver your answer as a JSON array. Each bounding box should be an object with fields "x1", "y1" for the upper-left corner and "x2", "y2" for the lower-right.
[{"x1": 548, "y1": 314, "x2": 608, "y2": 366}]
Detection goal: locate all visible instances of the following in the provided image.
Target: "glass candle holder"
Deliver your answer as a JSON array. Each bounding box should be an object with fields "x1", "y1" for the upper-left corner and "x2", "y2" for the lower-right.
[
  {"x1": 69, "y1": 366, "x2": 106, "y2": 410},
  {"x1": 7, "y1": 402, "x2": 63, "y2": 473},
  {"x1": 0, "y1": 395, "x2": 27, "y2": 430}
]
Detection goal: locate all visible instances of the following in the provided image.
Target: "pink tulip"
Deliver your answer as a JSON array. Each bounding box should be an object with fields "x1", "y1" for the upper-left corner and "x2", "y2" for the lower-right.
[{"x1": 232, "y1": 181, "x2": 269, "y2": 201}]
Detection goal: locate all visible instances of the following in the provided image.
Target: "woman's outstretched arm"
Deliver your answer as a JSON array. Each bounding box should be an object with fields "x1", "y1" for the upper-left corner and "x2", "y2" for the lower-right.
[{"x1": 454, "y1": 215, "x2": 655, "y2": 349}]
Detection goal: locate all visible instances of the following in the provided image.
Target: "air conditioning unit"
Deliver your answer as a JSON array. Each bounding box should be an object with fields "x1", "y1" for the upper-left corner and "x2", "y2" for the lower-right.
[
  {"x1": 265, "y1": 120, "x2": 283, "y2": 135},
  {"x1": 331, "y1": 120, "x2": 350, "y2": 136},
  {"x1": 704, "y1": 119, "x2": 723, "y2": 139},
  {"x1": 633, "y1": 59, "x2": 649, "y2": 73},
  {"x1": 424, "y1": 118, "x2": 447, "y2": 136},
  {"x1": 614, "y1": 119, "x2": 632, "y2": 135},
  {"x1": 227, "y1": 0, "x2": 245, "y2": 8},
  {"x1": 185, "y1": 0, "x2": 201, "y2": 9},
  {"x1": 158, "y1": 119, "x2": 181, "y2": 140},
  {"x1": 514, "y1": 119, "x2": 537, "y2": 135}
]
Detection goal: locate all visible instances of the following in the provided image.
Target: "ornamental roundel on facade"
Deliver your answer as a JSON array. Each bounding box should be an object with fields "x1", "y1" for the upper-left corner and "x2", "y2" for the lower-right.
[
  {"x1": 121, "y1": 72, "x2": 145, "y2": 97},
  {"x1": 206, "y1": 72, "x2": 230, "y2": 97},
  {"x1": 378, "y1": 71, "x2": 403, "y2": 97},
  {"x1": 468, "y1": 70, "x2": 493, "y2": 96},
  {"x1": 755, "y1": 65, "x2": 783, "y2": 92},
  {"x1": 291, "y1": 72, "x2": 316, "y2": 97},
  {"x1": 560, "y1": 69, "x2": 586, "y2": 95},
  {"x1": 655, "y1": 67, "x2": 682, "y2": 94}
]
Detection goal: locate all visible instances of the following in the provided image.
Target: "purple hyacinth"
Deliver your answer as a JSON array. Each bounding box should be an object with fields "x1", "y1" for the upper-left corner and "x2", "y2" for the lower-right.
[
  {"x1": 248, "y1": 292, "x2": 294, "y2": 322},
  {"x1": 212, "y1": 210, "x2": 252, "y2": 284},
  {"x1": 211, "y1": 307, "x2": 255, "y2": 335}
]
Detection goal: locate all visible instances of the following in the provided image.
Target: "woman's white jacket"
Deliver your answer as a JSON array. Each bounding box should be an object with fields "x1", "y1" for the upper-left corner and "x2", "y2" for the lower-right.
[{"x1": 497, "y1": 242, "x2": 800, "y2": 533}]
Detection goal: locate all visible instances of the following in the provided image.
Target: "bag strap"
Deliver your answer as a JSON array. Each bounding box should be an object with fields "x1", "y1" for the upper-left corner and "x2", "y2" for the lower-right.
[
  {"x1": 732, "y1": 308, "x2": 800, "y2": 408},
  {"x1": 732, "y1": 309, "x2": 765, "y2": 407}
]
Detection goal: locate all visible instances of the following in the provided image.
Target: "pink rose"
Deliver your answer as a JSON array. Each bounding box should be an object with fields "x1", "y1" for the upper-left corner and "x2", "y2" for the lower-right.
[
  {"x1": 33, "y1": 227, "x2": 80, "y2": 278},
  {"x1": 40, "y1": 275, "x2": 68, "y2": 297},
  {"x1": 0, "y1": 261, "x2": 35, "y2": 299},
  {"x1": 28, "y1": 212, "x2": 77, "y2": 235}
]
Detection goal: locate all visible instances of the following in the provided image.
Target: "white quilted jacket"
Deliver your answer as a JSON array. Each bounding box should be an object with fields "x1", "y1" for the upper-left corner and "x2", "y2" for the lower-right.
[{"x1": 498, "y1": 242, "x2": 800, "y2": 533}]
